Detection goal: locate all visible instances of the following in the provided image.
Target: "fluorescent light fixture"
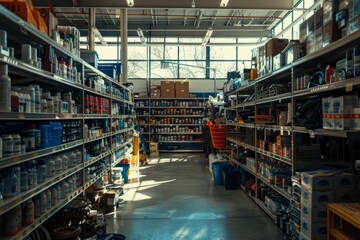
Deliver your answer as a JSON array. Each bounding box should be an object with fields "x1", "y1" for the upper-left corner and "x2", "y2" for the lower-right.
[
  {"x1": 220, "y1": 0, "x2": 229, "y2": 7},
  {"x1": 92, "y1": 27, "x2": 108, "y2": 46},
  {"x1": 201, "y1": 28, "x2": 213, "y2": 47},
  {"x1": 126, "y1": 0, "x2": 134, "y2": 7},
  {"x1": 137, "y1": 28, "x2": 146, "y2": 46}
]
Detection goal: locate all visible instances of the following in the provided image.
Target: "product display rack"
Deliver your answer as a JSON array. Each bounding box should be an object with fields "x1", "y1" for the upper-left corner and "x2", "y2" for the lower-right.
[
  {"x1": 223, "y1": 29, "x2": 360, "y2": 224},
  {"x1": 0, "y1": 6, "x2": 134, "y2": 239},
  {"x1": 135, "y1": 97, "x2": 206, "y2": 152}
]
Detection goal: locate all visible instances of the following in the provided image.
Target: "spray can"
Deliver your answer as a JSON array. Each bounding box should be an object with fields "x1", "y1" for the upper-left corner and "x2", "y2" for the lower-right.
[{"x1": 0, "y1": 63, "x2": 11, "y2": 112}]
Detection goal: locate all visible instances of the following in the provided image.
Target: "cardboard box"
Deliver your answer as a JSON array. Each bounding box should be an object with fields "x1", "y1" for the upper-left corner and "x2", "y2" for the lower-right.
[
  {"x1": 137, "y1": 92, "x2": 148, "y2": 98},
  {"x1": 301, "y1": 202, "x2": 327, "y2": 223},
  {"x1": 150, "y1": 85, "x2": 161, "y2": 90},
  {"x1": 322, "y1": 97, "x2": 334, "y2": 129},
  {"x1": 151, "y1": 92, "x2": 161, "y2": 98},
  {"x1": 175, "y1": 81, "x2": 189, "y2": 91},
  {"x1": 334, "y1": 189, "x2": 357, "y2": 202},
  {"x1": 265, "y1": 38, "x2": 289, "y2": 56},
  {"x1": 300, "y1": 217, "x2": 327, "y2": 240},
  {"x1": 301, "y1": 187, "x2": 334, "y2": 206},
  {"x1": 285, "y1": 43, "x2": 306, "y2": 65},
  {"x1": 306, "y1": 33, "x2": 316, "y2": 55},
  {"x1": 348, "y1": 15, "x2": 360, "y2": 34},
  {"x1": 151, "y1": 88, "x2": 161, "y2": 93},
  {"x1": 323, "y1": 22, "x2": 340, "y2": 47},
  {"x1": 299, "y1": 20, "x2": 308, "y2": 43},
  {"x1": 176, "y1": 90, "x2": 189, "y2": 98},
  {"x1": 100, "y1": 190, "x2": 119, "y2": 206},
  {"x1": 150, "y1": 150, "x2": 159, "y2": 158},
  {"x1": 332, "y1": 95, "x2": 358, "y2": 130},
  {"x1": 272, "y1": 53, "x2": 285, "y2": 71},
  {"x1": 161, "y1": 89, "x2": 175, "y2": 98},
  {"x1": 149, "y1": 142, "x2": 158, "y2": 151},
  {"x1": 307, "y1": 14, "x2": 315, "y2": 36},
  {"x1": 301, "y1": 171, "x2": 336, "y2": 190},
  {"x1": 339, "y1": 0, "x2": 350, "y2": 10},
  {"x1": 323, "y1": 0, "x2": 339, "y2": 25},
  {"x1": 333, "y1": 172, "x2": 355, "y2": 190},
  {"x1": 161, "y1": 81, "x2": 175, "y2": 90},
  {"x1": 349, "y1": 0, "x2": 360, "y2": 20}
]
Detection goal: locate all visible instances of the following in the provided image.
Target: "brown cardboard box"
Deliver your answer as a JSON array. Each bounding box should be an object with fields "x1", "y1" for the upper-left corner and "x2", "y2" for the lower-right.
[
  {"x1": 315, "y1": 7, "x2": 323, "y2": 31},
  {"x1": 100, "y1": 190, "x2": 119, "y2": 206},
  {"x1": 151, "y1": 88, "x2": 161, "y2": 93},
  {"x1": 299, "y1": 20, "x2": 308, "y2": 43},
  {"x1": 151, "y1": 92, "x2": 161, "y2": 98},
  {"x1": 306, "y1": 33, "x2": 316, "y2": 54},
  {"x1": 161, "y1": 89, "x2": 175, "y2": 98},
  {"x1": 136, "y1": 92, "x2": 148, "y2": 98},
  {"x1": 150, "y1": 85, "x2": 160, "y2": 89},
  {"x1": 323, "y1": 22, "x2": 340, "y2": 47},
  {"x1": 161, "y1": 81, "x2": 175, "y2": 90},
  {"x1": 176, "y1": 90, "x2": 189, "y2": 98},
  {"x1": 315, "y1": 8, "x2": 324, "y2": 51},
  {"x1": 175, "y1": 81, "x2": 189, "y2": 91},
  {"x1": 348, "y1": 15, "x2": 360, "y2": 34},
  {"x1": 265, "y1": 38, "x2": 289, "y2": 56},
  {"x1": 323, "y1": 0, "x2": 339, "y2": 25},
  {"x1": 307, "y1": 14, "x2": 315, "y2": 36}
]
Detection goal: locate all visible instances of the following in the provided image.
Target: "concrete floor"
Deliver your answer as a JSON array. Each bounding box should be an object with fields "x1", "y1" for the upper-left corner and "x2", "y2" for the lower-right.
[{"x1": 106, "y1": 153, "x2": 287, "y2": 240}]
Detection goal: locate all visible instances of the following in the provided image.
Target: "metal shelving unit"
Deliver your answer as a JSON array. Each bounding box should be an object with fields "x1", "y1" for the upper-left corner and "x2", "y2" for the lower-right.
[
  {"x1": 223, "y1": 29, "x2": 360, "y2": 224},
  {"x1": 135, "y1": 97, "x2": 205, "y2": 152},
  {"x1": 0, "y1": 6, "x2": 135, "y2": 238}
]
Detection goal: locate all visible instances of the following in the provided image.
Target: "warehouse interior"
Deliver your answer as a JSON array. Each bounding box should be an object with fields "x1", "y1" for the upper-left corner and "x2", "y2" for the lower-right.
[{"x1": 0, "y1": 0, "x2": 360, "y2": 239}]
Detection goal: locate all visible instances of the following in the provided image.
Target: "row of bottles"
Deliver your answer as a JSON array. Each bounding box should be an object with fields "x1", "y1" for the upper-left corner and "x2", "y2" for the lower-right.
[{"x1": 0, "y1": 149, "x2": 82, "y2": 199}]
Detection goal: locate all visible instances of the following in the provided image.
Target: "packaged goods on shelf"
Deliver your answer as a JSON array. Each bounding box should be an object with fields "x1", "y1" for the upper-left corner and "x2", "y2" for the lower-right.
[
  {"x1": 315, "y1": 7, "x2": 324, "y2": 51},
  {"x1": 175, "y1": 89, "x2": 189, "y2": 98},
  {"x1": 175, "y1": 81, "x2": 189, "y2": 91},
  {"x1": 266, "y1": 38, "x2": 289, "y2": 57},
  {"x1": 284, "y1": 42, "x2": 306, "y2": 65},
  {"x1": 272, "y1": 53, "x2": 286, "y2": 71},
  {"x1": 299, "y1": 21, "x2": 307, "y2": 43},
  {"x1": 306, "y1": 33, "x2": 316, "y2": 55},
  {"x1": 300, "y1": 217, "x2": 327, "y2": 240}
]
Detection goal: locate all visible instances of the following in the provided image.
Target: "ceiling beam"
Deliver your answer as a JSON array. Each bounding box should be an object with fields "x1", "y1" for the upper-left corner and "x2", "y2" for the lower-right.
[
  {"x1": 32, "y1": 0, "x2": 294, "y2": 10},
  {"x1": 184, "y1": 9, "x2": 187, "y2": 26},
  {"x1": 150, "y1": 9, "x2": 156, "y2": 25},
  {"x1": 211, "y1": 9, "x2": 219, "y2": 27},
  {"x1": 226, "y1": 10, "x2": 237, "y2": 26}
]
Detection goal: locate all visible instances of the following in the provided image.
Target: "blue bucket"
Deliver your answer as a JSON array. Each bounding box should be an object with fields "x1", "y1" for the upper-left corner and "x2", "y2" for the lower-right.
[
  {"x1": 212, "y1": 162, "x2": 230, "y2": 185},
  {"x1": 116, "y1": 163, "x2": 130, "y2": 183}
]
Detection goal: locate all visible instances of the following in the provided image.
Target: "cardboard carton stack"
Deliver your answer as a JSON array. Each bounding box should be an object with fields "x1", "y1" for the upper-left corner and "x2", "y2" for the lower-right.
[
  {"x1": 151, "y1": 85, "x2": 161, "y2": 98},
  {"x1": 323, "y1": 0, "x2": 341, "y2": 47},
  {"x1": 161, "y1": 81, "x2": 175, "y2": 98},
  {"x1": 149, "y1": 142, "x2": 159, "y2": 158},
  {"x1": 265, "y1": 38, "x2": 289, "y2": 73},
  {"x1": 300, "y1": 171, "x2": 356, "y2": 240},
  {"x1": 175, "y1": 81, "x2": 189, "y2": 98}
]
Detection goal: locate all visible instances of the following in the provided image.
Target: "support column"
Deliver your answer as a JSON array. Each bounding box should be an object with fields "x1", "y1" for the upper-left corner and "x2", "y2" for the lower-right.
[
  {"x1": 88, "y1": 8, "x2": 96, "y2": 51},
  {"x1": 120, "y1": 9, "x2": 128, "y2": 84}
]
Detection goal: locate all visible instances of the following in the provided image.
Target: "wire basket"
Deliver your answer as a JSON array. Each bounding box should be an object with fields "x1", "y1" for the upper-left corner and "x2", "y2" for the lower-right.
[{"x1": 206, "y1": 122, "x2": 230, "y2": 149}]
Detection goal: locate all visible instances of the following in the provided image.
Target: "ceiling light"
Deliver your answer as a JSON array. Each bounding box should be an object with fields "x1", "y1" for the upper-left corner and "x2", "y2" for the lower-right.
[
  {"x1": 201, "y1": 28, "x2": 213, "y2": 47},
  {"x1": 192, "y1": 0, "x2": 196, "y2": 8},
  {"x1": 126, "y1": 0, "x2": 134, "y2": 7},
  {"x1": 92, "y1": 27, "x2": 107, "y2": 46},
  {"x1": 137, "y1": 28, "x2": 146, "y2": 46},
  {"x1": 220, "y1": 0, "x2": 229, "y2": 7}
]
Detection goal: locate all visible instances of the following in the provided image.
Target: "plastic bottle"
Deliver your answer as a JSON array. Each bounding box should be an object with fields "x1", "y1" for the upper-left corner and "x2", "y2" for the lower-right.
[
  {"x1": 61, "y1": 181, "x2": 69, "y2": 199},
  {"x1": 67, "y1": 152, "x2": 76, "y2": 168},
  {"x1": 26, "y1": 164, "x2": 34, "y2": 187},
  {"x1": 33, "y1": 196, "x2": 41, "y2": 218},
  {"x1": 4, "y1": 205, "x2": 21, "y2": 236},
  {"x1": 20, "y1": 166, "x2": 28, "y2": 192},
  {"x1": 39, "y1": 191, "x2": 47, "y2": 214},
  {"x1": 0, "y1": 63, "x2": 11, "y2": 112},
  {"x1": 54, "y1": 155, "x2": 62, "y2": 174},
  {"x1": 75, "y1": 149, "x2": 82, "y2": 165},
  {"x1": 31, "y1": 161, "x2": 38, "y2": 186},
  {"x1": 61, "y1": 154, "x2": 69, "y2": 171},
  {"x1": 56, "y1": 184, "x2": 62, "y2": 202},
  {"x1": 41, "y1": 98, "x2": 47, "y2": 113},
  {"x1": 51, "y1": 187, "x2": 57, "y2": 206},
  {"x1": 37, "y1": 161, "x2": 47, "y2": 184},
  {"x1": 67, "y1": 177, "x2": 73, "y2": 192},
  {"x1": 23, "y1": 93, "x2": 31, "y2": 113},
  {"x1": 22, "y1": 199, "x2": 34, "y2": 225},
  {"x1": 46, "y1": 189, "x2": 51, "y2": 209},
  {"x1": 2, "y1": 134, "x2": 13, "y2": 157},
  {"x1": 29, "y1": 85, "x2": 41, "y2": 113},
  {"x1": 47, "y1": 97, "x2": 54, "y2": 113},
  {"x1": 13, "y1": 166, "x2": 20, "y2": 193},
  {"x1": 4, "y1": 169, "x2": 18, "y2": 198},
  {"x1": 12, "y1": 134, "x2": 21, "y2": 156},
  {"x1": 46, "y1": 157, "x2": 55, "y2": 177}
]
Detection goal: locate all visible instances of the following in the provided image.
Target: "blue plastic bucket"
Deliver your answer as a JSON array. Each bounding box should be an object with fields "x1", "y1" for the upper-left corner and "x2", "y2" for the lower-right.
[
  {"x1": 115, "y1": 163, "x2": 130, "y2": 183},
  {"x1": 212, "y1": 162, "x2": 230, "y2": 185}
]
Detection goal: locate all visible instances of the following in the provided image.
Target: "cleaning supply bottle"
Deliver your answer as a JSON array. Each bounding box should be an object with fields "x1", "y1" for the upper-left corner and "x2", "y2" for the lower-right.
[
  {"x1": 0, "y1": 63, "x2": 11, "y2": 112},
  {"x1": 22, "y1": 199, "x2": 34, "y2": 225},
  {"x1": 20, "y1": 166, "x2": 28, "y2": 192}
]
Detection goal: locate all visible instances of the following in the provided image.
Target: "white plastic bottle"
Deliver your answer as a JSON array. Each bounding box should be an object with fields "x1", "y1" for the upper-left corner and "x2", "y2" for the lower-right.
[
  {"x1": 13, "y1": 166, "x2": 20, "y2": 193},
  {"x1": 39, "y1": 191, "x2": 47, "y2": 214},
  {"x1": 46, "y1": 157, "x2": 55, "y2": 177},
  {"x1": 2, "y1": 134, "x2": 13, "y2": 157},
  {"x1": 4, "y1": 169, "x2": 17, "y2": 198},
  {"x1": 54, "y1": 155, "x2": 62, "y2": 174},
  {"x1": 0, "y1": 63, "x2": 11, "y2": 112},
  {"x1": 61, "y1": 181, "x2": 69, "y2": 199},
  {"x1": 61, "y1": 154, "x2": 69, "y2": 171},
  {"x1": 46, "y1": 189, "x2": 51, "y2": 209},
  {"x1": 32, "y1": 161, "x2": 38, "y2": 186},
  {"x1": 37, "y1": 161, "x2": 47, "y2": 184},
  {"x1": 27, "y1": 164, "x2": 34, "y2": 187},
  {"x1": 12, "y1": 134, "x2": 21, "y2": 156},
  {"x1": 20, "y1": 166, "x2": 28, "y2": 192},
  {"x1": 33, "y1": 196, "x2": 41, "y2": 218},
  {"x1": 75, "y1": 149, "x2": 82, "y2": 165},
  {"x1": 67, "y1": 152, "x2": 76, "y2": 168},
  {"x1": 22, "y1": 199, "x2": 34, "y2": 226},
  {"x1": 51, "y1": 187, "x2": 57, "y2": 206},
  {"x1": 56, "y1": 184, "x2": 62, "y2": 202}
]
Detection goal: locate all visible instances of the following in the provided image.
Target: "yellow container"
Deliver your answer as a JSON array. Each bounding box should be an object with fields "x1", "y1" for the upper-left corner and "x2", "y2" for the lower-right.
[{"x1": 250, "y1": 69, "x2": 258, "y2": 80}]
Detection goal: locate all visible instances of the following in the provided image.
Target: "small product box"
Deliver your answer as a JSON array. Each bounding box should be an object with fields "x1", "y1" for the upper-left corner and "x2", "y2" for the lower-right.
[
  {"x1": 176, "y1": 90, "x2": 189, "y2": 98},
  {"x1": 301, "y1": 187, "x2": 334, "y2": 207},
  {"x1": 300, "y1": 217, "x2": 327, "y2": 240},
  {"x1": 301, "y1": 170, "x2": 336, "y2": 190},
  {"x1": 265, "y1": 38, "x2": 289, "y2": 56},
  {"x1": 301, "y1": 202, "x2": 327, "y2": 223},
  {"x1": 175, "y1": 81, "x2": 189, "y2": 91},
  {"x1": 322, "y1": 97, "x2": 333, "y2": 129},
  {"x1": 332, "y1": 95, "x2": 358, "y2": 130}
]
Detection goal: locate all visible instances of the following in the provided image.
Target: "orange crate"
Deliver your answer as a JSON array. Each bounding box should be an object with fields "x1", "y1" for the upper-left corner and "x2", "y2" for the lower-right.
[
  {"x1": 206, "y1": 122, "x2": 230, "y2": 149},
  {"x1": 1, "y1": 0, "x2": 38, "y2": 29}
]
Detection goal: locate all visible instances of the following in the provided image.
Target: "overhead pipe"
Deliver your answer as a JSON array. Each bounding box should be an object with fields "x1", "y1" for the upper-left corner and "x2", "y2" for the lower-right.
[{"x1": 55, "y1": 11, "x2": 283, "y2": 20}]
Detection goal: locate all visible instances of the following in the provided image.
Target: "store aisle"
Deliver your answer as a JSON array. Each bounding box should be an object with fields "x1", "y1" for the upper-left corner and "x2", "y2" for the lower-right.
[{"x1": 106, "y1": 154, "x2": 286, "y2": 240}]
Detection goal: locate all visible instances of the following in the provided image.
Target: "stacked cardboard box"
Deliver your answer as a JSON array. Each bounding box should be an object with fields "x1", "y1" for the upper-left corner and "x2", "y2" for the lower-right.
[
  {"x1": 175, "y1": 81, "x2": 189, "y2": 98},
  {"x1": 348, "y1": 0, "x2": 360, "y2": 35},
  {"x1": 149, "y1": 142, "x2": 159, "y2": 158},
  {"x1": 300, "y1": 171, "x2": 356, "y2": 240},
  {"x1": 314, "y1": 7, "x2": 324, "y2": 51},
  {"x1": 337, "y1": 0, "x2": 350, "y2": 37},
  {"x1": 323, "y1": 0, "x2": 341, "y2": 47},
  {"x1": 265, "y1": 38, "x2": 288, "y2": 73},
  {"x1": 151, "y1": 85, "x2": 161, "y2": 98},
  {"x1": 161, "y1": 81, "x2": 175, "y2": 98}
]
